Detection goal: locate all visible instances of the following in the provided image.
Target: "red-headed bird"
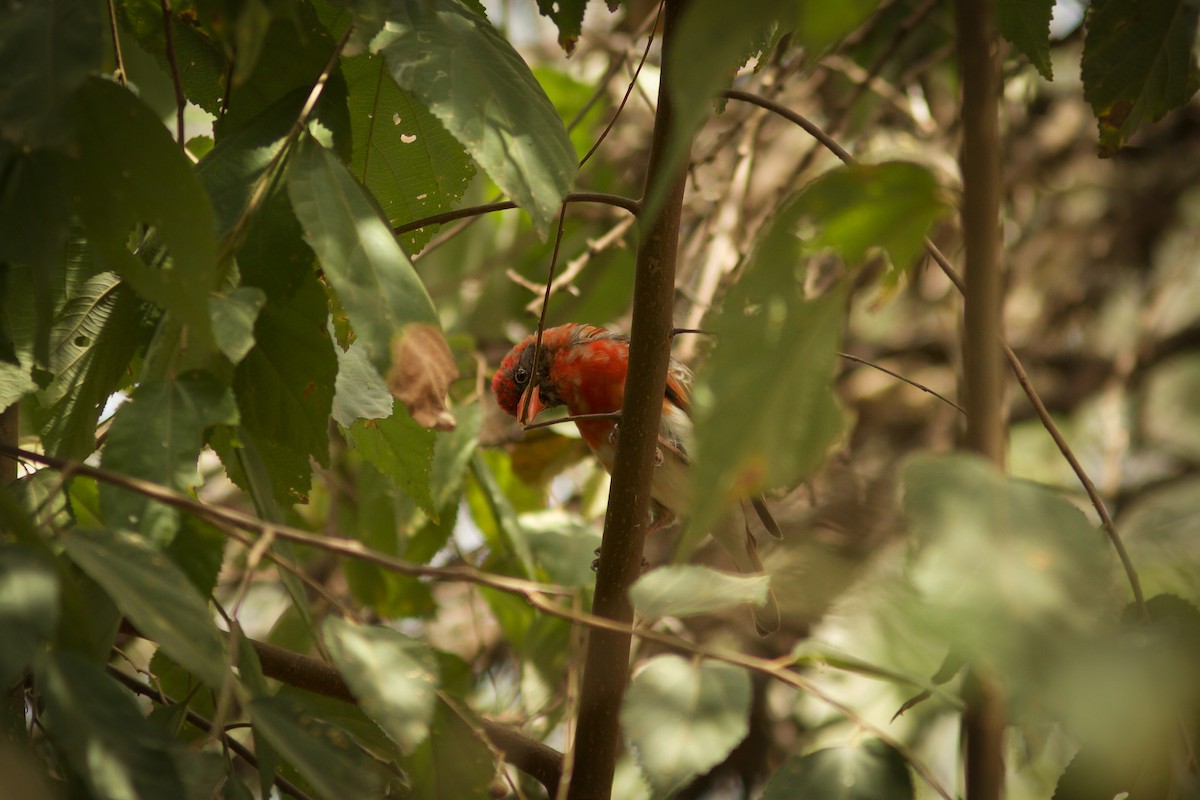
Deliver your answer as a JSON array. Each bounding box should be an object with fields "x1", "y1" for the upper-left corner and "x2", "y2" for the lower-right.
[{"x1": 491, "y1": 323, "x2": 781, "y2": 635}]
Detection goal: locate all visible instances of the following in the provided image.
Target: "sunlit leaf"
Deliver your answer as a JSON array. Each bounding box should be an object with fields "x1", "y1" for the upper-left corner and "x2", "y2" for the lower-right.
[
  {"x1": 621, "y1": 655, "x2": 751, "y2": 795},
  {"x1": 332, "y1": 337, "x2": 394, "y2": 426},
  {"x1": 323, "y1": 618, "x2": 440, "y2": 753},
  {"x1": 69, "y1": 78, "x2": 218, "y2": 349},
  {"x1": 761, "y1": 739, "x2": 914, "y2": 800},
  {"x1": 630, "y1": 565, "x2": 769, "y2": 621},
  {"x1": 209, "y1": 286, "x2": 266, "y2": 364},
  {"x1": 249, "y1": 694, "x2": 386, "y2": 800},
  {"x1": 37, "y1": 651, "x2": 188, "y2": 800},
  {"x1": 1082, "y1": 0, "x2": 1200, "y2": 155},
  {"x1": 372, "y1": 0, "x2": 577, "y2": 233},
  {"x1": 100, "y1": 371, "x2": 238, "y2": 544},
  {"x1": 995, "y1": 0, "x2": 1054, "y2": 79},
  {"x1": 287, "y1": 134, "x2": 456, "y2": 430},
  {"x1": 0, "y1": 545, "x2": 59, "y2": 688},
  {"x1": 60, "y1": 528, "x2": 228, "y2": 689},
  {"x1": 0, "y1": 0, "x2": 101, "y2": 148},
  {"x1": 341, "y1": 53, "x2": 475, "y2": 253}
]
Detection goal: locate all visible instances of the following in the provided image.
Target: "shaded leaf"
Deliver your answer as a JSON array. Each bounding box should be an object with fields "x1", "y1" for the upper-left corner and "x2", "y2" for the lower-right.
[
  {"x1": 37, "y1": 651, "x2": 188, "y2": 800},
  {"x1": 348, "y1": 402, "x2": 437, "y2": 516},
  {"x1": 535, "y1": 0, "x2": 588, "y2": 53},
  {"x1": 795, "y1": 0, "x2": 879, "y2": 53},
  {"x1": 341, "y1": 52, "x2": 475, "y2": 253},
  {"x1": 621, "y1": 655, "x2": 752, "y2": 795},
  {"x1": 287, "y1": 135, "x2": 456, "y2": 429},
  {"x1": 406, "y1": 699, "x2": 495, "y2": 800},
  {"x1": 761, "y1": 739, "x2": 914, "y2": 800},
  {"x1": 100, "y1": 371, "x2": 238, "y2": 544},
  {"x1": 61, "y1": 528, "x2": 228, "y2": 688},
  {"x1": 522, "y1": 509, "x2": 601, "y2": 587},
  {"x1": 1082, "y1": 0, "x2": 1200, "y2": 155},
  {"x1": 249, "y1": 694, "x2": 386, "y2": 800},
  {"x1": 0, "y1": 0, "x2": 101, "y2": 147},
  {"x1": 995, "y1": 0, "x2": 1054, "y2": 80},
  {"x1": 323, "y1": 618, "x2": 440, "y2": 753},
  {"x1": 373, "y1": 0, "x2": 577, "y2": 232},
  {"x1": 69, "y1": 78, "x2": 218, "y2": 348},
  {"x1": 165, "y1": 516, "x2": 229, "y2": 598},
  {"x1": 630, "y1": 564, "x2": 769, "y2": 621},
  {"x1": 0, "y1": 545, "x2": 59, "y2": 688},
  {"x1": 233, "y1": 275, "x2": 337, "y2": 504},
  {"x1": 118, "y1": 0, "x2": 228, "y2": 115}
]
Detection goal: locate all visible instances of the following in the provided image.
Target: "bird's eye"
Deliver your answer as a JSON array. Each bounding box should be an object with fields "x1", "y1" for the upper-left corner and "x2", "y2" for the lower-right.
[{"x1": 514, "y1": 366, "x2": 530, "y2": 386}]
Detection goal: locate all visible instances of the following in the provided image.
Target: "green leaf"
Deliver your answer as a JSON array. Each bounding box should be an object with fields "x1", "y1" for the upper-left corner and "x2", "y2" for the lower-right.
[
  {"x1": 60, "y1": 528, "x2": 229, "y2": 688},
  {"x1": 341, "y1": 53, "x2": 475, "y2": 254},
  {"x1": 630, "y1": 565, "x2": 769, "y2": 621},
  {"x1": 372, "y1": 0, "x2": 577, "y2": 233},
  {"x1": 0, "y1": 545, "x2": 59, "y2": 688},
  {"x1": 287, "y1": 135, "x2": 457, "y2": 430},
  {"x1": 69, "y1": 78, "x2": 219, "y2": 348},
  {"x1": 535, "y1": 0, "x2": 588, "y2": 53},
  {"x1": 118, "y1": 0, "x2": 228, "y2": 116},
  {"x1": 1082, "y1": 0, "x2": 1200, "y2": 155},
  {"x1": 621, "y1": 655, "x2": 752, "y2": 795},
  {"x1": 37, "y1": 651, "x2": 188, "y2": 800},
  {"x1": 899, "y1": 454, "x2": 1110, "y2": 691},
  {"x1": 165, "y1": 516, "x2": 229, "y2": 598},
  {"x1": 34, "y1": 274, "x2": 146, "y2": 459},
  {"x1": 249, "y1": 694, "x2": 386, "y2": 800},
  {"x1": 522, "y1": 509, "x2": 601, "y2": 587},
  {"x1": 347, "y1": 402, "x2": 437, "y2": 516},
  {"x1": 0, "y1": 149, "x2": 70, "y2": 364},
  {"x1": 209, "y1": 286, "x2": 266, "y2": 364},
  {"x1": 323, "y1": 618, "x2": 440, "y2": 754},
  {"x1": 687, "y1": 224, "x2": 846, "y2": 540},
  {"x1": 0, "y1": 0, "x2": 101, "y2": 148},
  {"x1": 406, "y1": 699, "x2": 495, "y2": 800},
  {"x1": 792, "y1": 161, "x2": 946, "y2": 270},
  {"x1": 233, "y1": 275, "x2": 337, "y2": 505},
  {"x1": 100, "y1": 371, "x2": 238, "y2": 544},
  {"x1": 994, "y1": 0, "x2": 1054, "y2": 80},
  {"x1": 332, "y1": 337, "x2": 393, "y2": 425},
  {"x1": 761, "y1": 739, "x2": 914, "y2": 800},
  {"x1": 795, "y1": 0, "x2": 879, "y2": 53}
]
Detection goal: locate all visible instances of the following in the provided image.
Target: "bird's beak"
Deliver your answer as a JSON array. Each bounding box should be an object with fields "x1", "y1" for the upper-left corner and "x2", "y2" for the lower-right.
[{"x1": 518, "y1": 384, "x2": 547, "y2": 424}]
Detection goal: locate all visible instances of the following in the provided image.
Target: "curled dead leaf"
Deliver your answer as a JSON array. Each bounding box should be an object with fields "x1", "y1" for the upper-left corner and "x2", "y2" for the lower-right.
[{"x1": 386, "y1": 323, "x2": 457, "y2": 431}]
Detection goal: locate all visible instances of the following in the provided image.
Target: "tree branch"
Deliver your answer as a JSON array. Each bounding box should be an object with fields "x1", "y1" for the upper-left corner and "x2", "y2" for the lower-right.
[
  {"x1": 567, "y1": 1, "x2": 691, "y2": 798},
  {"x1": 391, "y1": 192, "x2": 640, "y2": 236}
]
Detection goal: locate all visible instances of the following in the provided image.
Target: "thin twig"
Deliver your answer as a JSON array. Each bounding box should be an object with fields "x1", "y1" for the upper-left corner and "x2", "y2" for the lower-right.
[
  {"x1": 160, "y1": 0, "x2": 186, "y2": 148},
  {"x1": 106, "y1": 0, "x2": 128, "y2": 86},
  {"x1": 839, "y1": 352, "x2": 966, "y2": 414},
  {"x1": 392, "y1": 192, "x2": 640, "y2": 236},
  {"x1": 521, "y1": 411, "x2": 622, "y2": 432}
]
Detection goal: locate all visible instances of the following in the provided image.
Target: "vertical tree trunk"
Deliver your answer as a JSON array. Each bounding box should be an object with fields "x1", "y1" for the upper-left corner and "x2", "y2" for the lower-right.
[
  {"x1": 955, "y1": 0, "x2": 1007, "y2": 798},
  {"x1": 566, "y1": 1, "x2": 692, "y2": 797}
]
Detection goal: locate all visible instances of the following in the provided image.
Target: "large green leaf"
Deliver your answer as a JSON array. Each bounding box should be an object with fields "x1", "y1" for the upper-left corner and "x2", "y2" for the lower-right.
[
  {"x1": 233, "y1": 275, "x2": 337, "y2": 505},
  {"x1": 761, "y1": 739, "x2": 914, "y2": 800},
  {"x1": 621, "y1": 655, "x2": 752, "y2": 795},
  {"x1": 1082, "y1": 0, "x2": 1200, "y2": 155},
  {"x1": 899, "y1": 455, "x2": 1111, "y2": 695},
  {"x1": 995, "y1": 0, "x2": 1054, "y2": 80},
  {"x1": 323, "y1": 618, "x2": 440, "y2": 753},
  {"x1": 37, "y1": 651, "x2": 189, "y2": 800},
  {"x1": 249, "y1": 694, "x2": 386, "y2": 800},
  {"x1": 100, "y1": 371, "x2": 238, "y2": 544},
  {"x1": 287, "y1": 135, "x2": 456, "y2": 430},
  {"x1": 118, "y1": 0, "x2": 228, "y2": 115},
  {"x1": 0, "y1": 0, "x2": 101, "y2": 148},
  {"x1": 372, "y1": 0, "x2": 576, "y2": 233},
  {"x1": 60, "y1": 528, "x2": 228, "y2": 688},
  {"x1": 342, "y1": 53, "x2": 475, "y2": 254},
  {"x1": 68, "y1": 78, "x2": 219, "y2": 349},
  {"x1": 405, "y1": 698, "x2": 495, "y2": 800},
  {"x1": 630, "y1": 565, "x2": 770, "y2": 621},
  {"x1": 0, "y1": 545, "x2": 59, "y2": 688},
  {"x1": 347, "y1": 402, "x2": 437, "y2": 515},
  {"x1": 0, "y1": 149, "x2": 70, "y2": 363},
  {"x1": 332, "y1": 338, "x2": 394, "y2": 425}
]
